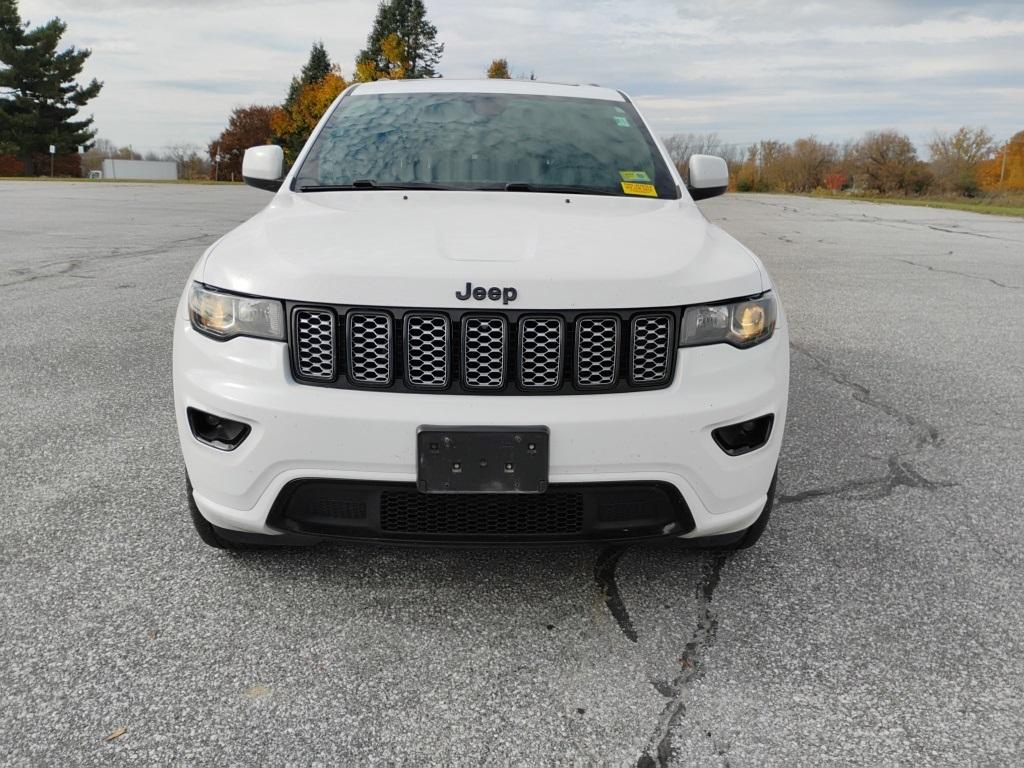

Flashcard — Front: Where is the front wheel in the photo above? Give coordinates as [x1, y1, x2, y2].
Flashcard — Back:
[186, 476, 321, 550]
[684, 469, 778, 550]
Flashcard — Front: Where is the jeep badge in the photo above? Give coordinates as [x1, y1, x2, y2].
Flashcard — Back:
[455, 282, 518, 305]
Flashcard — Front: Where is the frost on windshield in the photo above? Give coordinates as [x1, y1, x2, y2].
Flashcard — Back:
[298, 92, 672, 196]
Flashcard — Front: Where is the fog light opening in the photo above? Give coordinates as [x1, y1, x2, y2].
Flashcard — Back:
[712, 414, 774, 456]
[187, 407, 251, 451]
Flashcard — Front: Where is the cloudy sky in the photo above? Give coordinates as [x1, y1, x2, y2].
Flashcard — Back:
[17, 0, 1024, 155]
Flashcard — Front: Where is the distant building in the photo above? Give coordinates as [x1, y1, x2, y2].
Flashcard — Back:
[100, 159, 177, 181]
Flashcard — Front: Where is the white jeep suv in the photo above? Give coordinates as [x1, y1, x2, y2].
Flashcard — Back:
[173, 79, 788, 549]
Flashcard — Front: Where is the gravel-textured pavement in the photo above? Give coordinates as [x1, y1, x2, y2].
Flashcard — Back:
[0, 183, 1021, 766]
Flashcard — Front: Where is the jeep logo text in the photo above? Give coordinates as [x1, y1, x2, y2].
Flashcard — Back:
[455, 282, 518, 305]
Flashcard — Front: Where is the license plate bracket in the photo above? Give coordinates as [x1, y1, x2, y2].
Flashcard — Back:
[416, 426, 550, 494]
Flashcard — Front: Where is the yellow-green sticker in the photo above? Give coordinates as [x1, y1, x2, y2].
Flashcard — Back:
[619, 170, 651, 182]
[613, 115, 630, 127]
[621, 181, 657, 197]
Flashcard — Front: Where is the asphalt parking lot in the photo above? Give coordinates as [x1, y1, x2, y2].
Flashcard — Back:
[1, 181, 1022, 766]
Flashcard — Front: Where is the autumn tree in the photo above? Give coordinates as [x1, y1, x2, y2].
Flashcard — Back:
[786, 136, 839, 192]
[270, 71, 348, 162]
[356, 0, 443, 79]
[486, 58, 510, 79]
[272, 42, 348, 162]
[355, 33, 408, 82]
[852, 130, 931, 195]
[0, 0, 102, 173]
[928, 126, 993, 195]
[208, 105, 275, 179]
[978, 131, 1024, 191]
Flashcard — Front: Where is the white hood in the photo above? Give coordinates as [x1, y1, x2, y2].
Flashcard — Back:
[201, 191, 764, 309]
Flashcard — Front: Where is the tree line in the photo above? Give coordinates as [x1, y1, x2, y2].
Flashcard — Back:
[4, 0, 1022, 196]
[665, 127, 1024, 196]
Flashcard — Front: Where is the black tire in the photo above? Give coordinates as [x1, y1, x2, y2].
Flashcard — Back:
[186, 476, 322, 550]
[684, 468, 778, 550]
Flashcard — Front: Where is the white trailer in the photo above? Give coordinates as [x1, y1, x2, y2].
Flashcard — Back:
[100, 159, 177, 181]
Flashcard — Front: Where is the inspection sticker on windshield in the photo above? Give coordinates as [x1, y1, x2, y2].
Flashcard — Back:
[619, 170, 651, 182]
[613, 115, 630, 127]
[621, 182, 657, 197]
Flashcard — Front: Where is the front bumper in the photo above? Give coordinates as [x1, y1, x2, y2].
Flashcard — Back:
[173, 309, 788, 542]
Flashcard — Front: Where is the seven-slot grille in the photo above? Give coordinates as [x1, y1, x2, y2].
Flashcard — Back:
[291, 307, 675, 394]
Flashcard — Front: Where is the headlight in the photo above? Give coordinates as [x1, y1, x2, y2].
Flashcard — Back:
[680, 293, 777, 348]
[188, 283, 285, 341]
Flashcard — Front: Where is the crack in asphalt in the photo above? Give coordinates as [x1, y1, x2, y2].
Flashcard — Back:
[790, 341, 939, 452]
[612, 341, 953, 766]
[0, 233, 212, 288]
[780, 342, 952, 505]
[893, 256, 1022, 290]
[594, 545, 638, 643]
[778, 455, 955, 505]
[925, 224, 1020, 243]
[636, 552, 730, 768]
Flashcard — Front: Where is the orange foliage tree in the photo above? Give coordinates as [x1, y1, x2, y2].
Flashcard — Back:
[978, 131, 1024, 192]
[208, 105, 275, 180]
[270, 70, 348, 162]
[355, 34, 409, 82]
[486, 58, 510, 79]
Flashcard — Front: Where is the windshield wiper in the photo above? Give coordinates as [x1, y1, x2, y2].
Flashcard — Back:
[299, 180, 454, 192]
[502, 182, 618, 196]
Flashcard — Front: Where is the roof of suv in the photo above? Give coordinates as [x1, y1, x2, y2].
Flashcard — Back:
[350, 78, 626, 102]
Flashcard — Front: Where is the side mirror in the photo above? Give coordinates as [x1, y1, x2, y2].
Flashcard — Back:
[242, 145, 284, 192]
[687, 154, 728, 201]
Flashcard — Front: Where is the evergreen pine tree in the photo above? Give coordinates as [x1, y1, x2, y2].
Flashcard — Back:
[356, 0, 443, 79]
[284, 41, 332, 107]
[301, 41, 332, 84]
[0, 0, 102, 168]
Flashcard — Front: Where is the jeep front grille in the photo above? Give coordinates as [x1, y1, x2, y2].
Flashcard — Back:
[575, 316, 620, 388]
[294, 309, 336, 380]
[630, 314, 673, 385]
[347, 311, 392, 385]
[518, 317, 563, 389]
[289, 305, 677, 395]
[404, 313, 450, 388]
[462, 316, 507, 389]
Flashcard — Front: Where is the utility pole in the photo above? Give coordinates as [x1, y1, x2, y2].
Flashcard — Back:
[1000, 145, 1008, 187]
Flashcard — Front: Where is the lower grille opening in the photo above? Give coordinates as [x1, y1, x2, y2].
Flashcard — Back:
[267, 480, 695, 543]
[380, 490, 583, 535]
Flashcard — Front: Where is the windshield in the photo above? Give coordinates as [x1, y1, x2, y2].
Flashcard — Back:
[294, 91, 678, 199]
